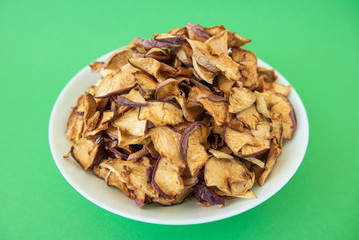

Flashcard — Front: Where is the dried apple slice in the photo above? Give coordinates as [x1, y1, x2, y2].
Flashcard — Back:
[65, 108, 84, 142]
[251, 121, 271, 139]
[175, 95, 203, 122]
[240, 157, 265, 169]
[145, 141, 160, 159]
[268, 93, 296, 139]
[216, 73, 235, 97]
[135, 34, 185, 49]
[99, 157, 159, 203]
[121, 88, 147, 104]
[204, 25, 226, 36]
[152, 156, 184, 199]
[83, 92, 97, 120]
[255, 91, 271, 118]
[153, 33, 186, 46]
[83, 111, 100, 135]
[207, 53, 239, 81]
[148, 126, 186, 170]
[129, 57, 177, 82]
[228, 116, 244, 132]
[271, 82, 291, 96]
[229, 32, 251, 48]
[192, 50, 219, 73]
[103, 49, 134, 70]
[105, 125, 118, 139]
[95, 70, 136, 97]
[134, 71, 158, 91]
[155, 78, 181, 100]
[105, 145, 129, 159]
[84, 110, 115, 137]
[258, 138, 283, 186]
[224, 127, 256, 153]
[241, 139, 270, 157]
[71, 137, 103, 171]
[239, 122, 271, 157]
[112, 108, 147, 137]
[208, 148, 233, 159]
[138, 101, 184, 126]
[175, 47, 191, 66]
[117, 130, 147, 148]
[89, 61, 104, 73]
[229, 87, 256, 113]
[116, 96, 148, 107]
[127, 146, 150, 161]
[194, 185, 225, 207]
[153, 187, 193, 206]
[257, 67, 277, 83]
[192, 55, 217, 83]
[270, 113, 284, 146]
[196, 94, 230, 126]
[236, 105, 262, 129]
[214, 188, 256, 199]
[114, 88, 147, 114]
[186, 23, 210, 42]
[205, 30, 228, 55]
[261, 82, 291, 96]
[232, 48, 259, 89]
[180, 122, 210, 176]
[204, 157, 255, 196]
[188, 39, 239, 81]
[93, 164, 131, 198]
[134, 37, 176, 49]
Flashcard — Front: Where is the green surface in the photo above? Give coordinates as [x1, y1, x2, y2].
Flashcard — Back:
[1, 0, 358, 239]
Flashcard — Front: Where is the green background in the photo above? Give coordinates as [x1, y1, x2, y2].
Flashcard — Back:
[1, 0, 358, 239]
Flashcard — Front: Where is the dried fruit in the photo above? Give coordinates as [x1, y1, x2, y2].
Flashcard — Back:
[205, 157, 255, 197]
[180, 122, 210, 176]
[64, 23, 296, 207]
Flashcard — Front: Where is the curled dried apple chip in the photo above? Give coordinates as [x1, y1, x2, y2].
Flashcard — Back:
[229, 87, 256, 113]
[98, 157, 159, 202]
[204, 157, 255, 196]
[112, 108, 147, 137]
[208, 148, 233, 159]
[224, 127, 256, 153]
[138, 101, 184, 126]
[148, 126, 185, 170]
[186, 23, 210, 42]
[65, 108, 84, 142]
[104, 49, 134, 71]
[236, 105, 263, 129]
[70, 137, 103, 171]
[180, 122, 210, 176]
[64, 23, 297, 208]
[267, 93, 296, 139]
[129, 57, 177, 82]
[205, 30, 229, 55]
[152, 156, 184, 199]
[154, 78, 181, 100]
[89, 61, 104, 73]
[196, 93, 230, 126]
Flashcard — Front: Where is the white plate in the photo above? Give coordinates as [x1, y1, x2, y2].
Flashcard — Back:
[49, 50, 309, 225]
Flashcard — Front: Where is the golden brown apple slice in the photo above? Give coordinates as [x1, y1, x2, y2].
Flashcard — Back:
[70, 137, 103, 171]
[152, 156, 184, 199]
[180, 122, 210, 176]
[138, 101, 184, 127]
[229, 87, 256, 113]
[204, 157, 255, 196]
